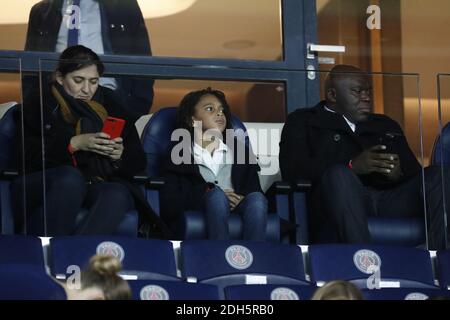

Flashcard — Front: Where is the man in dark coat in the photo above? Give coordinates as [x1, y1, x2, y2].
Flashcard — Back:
[24, 0, 153, 122]
[279, 64, 447, 249]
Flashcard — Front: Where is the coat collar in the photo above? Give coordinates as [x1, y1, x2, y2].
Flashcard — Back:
[308, 101, 388, 135]
[308, 101, 355, 134]
[165, 137, 256, 176]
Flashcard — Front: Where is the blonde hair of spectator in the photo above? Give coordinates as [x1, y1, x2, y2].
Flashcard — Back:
[64, 254, 131, 300]
[311, 280, 363, 300]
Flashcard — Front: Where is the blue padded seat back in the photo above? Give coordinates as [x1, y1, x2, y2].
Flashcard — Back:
[436, 250, 450, 289]
[368, 217, 425, 247]
[309, 244, 435, 288]
[128, 280, 220, 300]
[224, 284, 317, 300]
[0, 235, 44, 271]
[49, 236, 177, 280]
[0, 104, 20, 170]
[0, 264, 66, 300]
[141, 107, 250, 177]
[362, 288, 450, 300]
[180, 240, 306, 283]
[431, 121, 450, 165]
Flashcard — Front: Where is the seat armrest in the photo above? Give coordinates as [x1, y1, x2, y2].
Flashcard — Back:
[266, 179, 312, 195]
[133, 176, 165, 216]
[132, 175, 165, 189]
[290, 179, 311, 245]
[294, 179, 312, 191]
[0, 170, 16, 234]
[264, 180, 293, 242]
[266, 180, 291, 195]
[0, 170, 19, 181]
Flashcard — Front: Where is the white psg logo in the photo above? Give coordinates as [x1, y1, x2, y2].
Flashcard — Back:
[353, 249, 381, 274]
[404, 292, 429, 300]
[96, 241, 125, 262]
[270, 287, 300, 300]
[225, 245, 253, 270]
[140, 285, 170, 300]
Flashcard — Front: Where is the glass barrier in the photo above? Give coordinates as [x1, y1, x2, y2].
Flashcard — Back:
[152, 79, 285, 123]
[311, 69, 424, 168]
[35, 58, 286, 236]
[315, 0, 395, 70]
[434, 74, 450, 249]
[0, 0, 283, 61]
[288, 70, 430, 248]
[0, 58, 26, 235]
[29, 60, 437, 248]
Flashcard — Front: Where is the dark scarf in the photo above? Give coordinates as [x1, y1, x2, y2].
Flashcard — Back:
[52, 83, 114, 181]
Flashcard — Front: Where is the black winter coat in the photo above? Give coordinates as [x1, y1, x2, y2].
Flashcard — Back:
[23, 85, 146, 180]
[279, 101, 421, 189]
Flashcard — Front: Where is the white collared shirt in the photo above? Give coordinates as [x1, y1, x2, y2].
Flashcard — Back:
[56, 0, 117, 90]
[193, 140, 231, 176]
[324, 106, 356, 132]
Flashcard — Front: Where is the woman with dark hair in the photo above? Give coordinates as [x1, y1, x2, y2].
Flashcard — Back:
[16, 45, 169, 237]
[161, 88, 268, 241]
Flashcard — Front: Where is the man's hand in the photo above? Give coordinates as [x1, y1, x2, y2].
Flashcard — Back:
[224, 189, 244, 210]
[352, 145, 401, 180]
[382, 156, 402, 181]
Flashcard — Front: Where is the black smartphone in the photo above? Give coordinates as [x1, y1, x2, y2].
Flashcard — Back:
[377, 132, 402, 154]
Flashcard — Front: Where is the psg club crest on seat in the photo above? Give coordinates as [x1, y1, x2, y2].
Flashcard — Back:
[225, 245, 253, 270]
[353, 249, 381, 274]
[270, 287, 300, 300]
[404, 292, 428, 300]
[96, 241, 125, 262]
[140, 285, 170, 300]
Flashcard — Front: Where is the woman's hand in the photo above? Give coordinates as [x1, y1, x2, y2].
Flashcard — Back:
[108, 137, 124, 161]
[70, 132, 116, 157]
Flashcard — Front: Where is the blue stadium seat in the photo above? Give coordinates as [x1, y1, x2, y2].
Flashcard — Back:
[430, 124, 450, 249]
[291, 184, 425, 246]
[180, 240, 309, 291]
[431, 121, 450, 165]
[308, 244, 436, 288]
[0, 264, 66, 300]
[436, 250, 450, 290]
[128, 280, 220, 300]
[49, 236, 178, 280]
[0, 104, 138, 236]
[362, 288, 450, 300]
[224, 284, 317, 300]
[141, 107, 283, 241]
[0, 235, 45, 271]
[0, 103, 20, 234]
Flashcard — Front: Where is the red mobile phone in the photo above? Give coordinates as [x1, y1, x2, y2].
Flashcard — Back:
[102, 116, 126, 139]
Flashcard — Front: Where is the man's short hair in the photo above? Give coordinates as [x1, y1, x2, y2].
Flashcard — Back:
[325, 64, 365, 93]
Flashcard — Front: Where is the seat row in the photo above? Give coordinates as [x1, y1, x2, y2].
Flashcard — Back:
[1, 235, 450, 299]
[4, 103, 450, 245]
[0, 104, 287, 241]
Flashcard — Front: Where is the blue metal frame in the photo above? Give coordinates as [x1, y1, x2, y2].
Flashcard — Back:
[0, 0, 319, 115]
